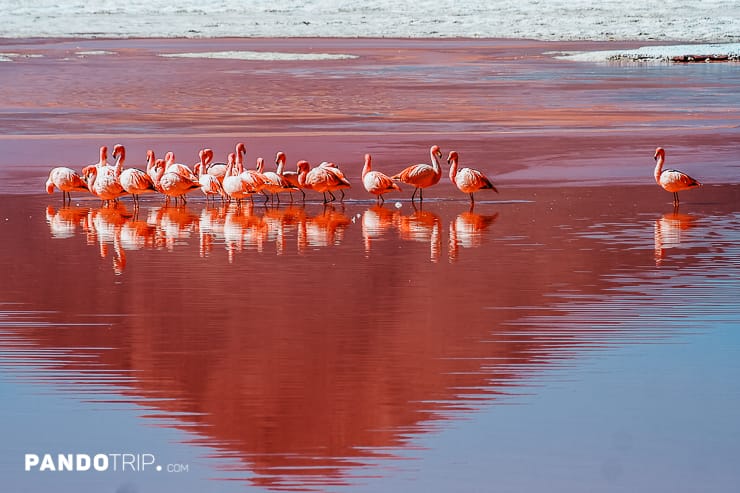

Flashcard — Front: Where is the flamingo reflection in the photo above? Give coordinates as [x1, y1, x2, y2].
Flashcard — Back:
[45, 205, 89, 239]
[298, 205, 351, 253]
[147, 205, 199, 252]
[362, 205, 400, 255]
[654, 211, 696, 266]
[84, 204, 132, 274]
[395, 204, 442, 263]
[449, 209, 499, 262]
[223, 202, 268, 263]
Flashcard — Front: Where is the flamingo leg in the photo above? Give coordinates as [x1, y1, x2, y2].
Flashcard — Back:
[339, 190, 345, 202]
[379, 194, 385, 205]
[419, 188, 424, 201]
[470, 193, 475, 204]
[411, 188, 418, 201]
[329, 191, 337, 202]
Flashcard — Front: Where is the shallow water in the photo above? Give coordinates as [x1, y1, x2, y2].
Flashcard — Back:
[1, 184, 739, 492]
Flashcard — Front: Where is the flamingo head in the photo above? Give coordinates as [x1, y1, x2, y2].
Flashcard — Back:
[654, 147, 665, 161]
[146, 149, 155, 163]
[228, 152, 236, 165]
[447, 150, 459, 164]
[236, 142, 246, 156]
[203, 149, 214, 166]
[296, 160, 310, 173]
[431, 145, 442, 159]
[99, 146, 108, 162]
[364, 153, 371, 164]
[164, 151, 175, 165]
[112, 144, 124, 158]
[276, 151, 286, 165]
[256, 157, 265, 173]
[45, 179, 55, 194]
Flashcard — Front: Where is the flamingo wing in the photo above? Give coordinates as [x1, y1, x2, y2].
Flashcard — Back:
[660, 169, 701, 191]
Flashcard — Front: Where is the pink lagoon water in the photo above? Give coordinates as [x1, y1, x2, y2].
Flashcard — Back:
[0, 38, 739, 492]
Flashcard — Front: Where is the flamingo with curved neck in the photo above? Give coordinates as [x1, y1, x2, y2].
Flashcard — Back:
[392, 145, 443, 201]
[114, 144, 156, 208]
[653, 147, 701, 206]
[447, 150, 498, 204]
[362, 153, 401, 204]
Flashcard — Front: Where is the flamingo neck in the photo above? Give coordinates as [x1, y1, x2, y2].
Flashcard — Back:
[257, 159, 264, 173]
[114, 148, 125, 173]
[146, 152, 156, 172]
[99, 147, 108, 167]
[362, 155, 371, 178]
[276, 158, 285, 175]
[448, 157, 458, 182]
[654, 153, 665, 184]
[430, 148, 441, 175]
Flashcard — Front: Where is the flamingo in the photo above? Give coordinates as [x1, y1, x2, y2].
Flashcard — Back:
[45, 167, 88, 203]
[206, 149, 228, 182]
[297, 160, 351, 203]
[153, 159, 202, 205]
[362, 153, 401, 204]
[234, 143, 268, 197]
[275, 151, 306, 201]
[319, 161, 351, 201]
[145, 150, 159, 185]
[654, 147, 701, 206]
[83, 165, 127, 206]
[447, 151, 498, 204]
[392, 145, 443, 201]
[259, 156, 299, 203]
[222, 153, 255, 205]
[113, 144, 157, 207]
[164, 151, 199, 183]
[195, 149, 225, 203]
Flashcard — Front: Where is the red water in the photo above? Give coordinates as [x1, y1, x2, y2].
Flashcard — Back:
[1, 38, 739, 492]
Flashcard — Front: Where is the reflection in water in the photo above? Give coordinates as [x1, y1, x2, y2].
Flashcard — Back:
[449, 209, 499, 262]
[654, 211, 696, 266]
[5, 189, 739, 491]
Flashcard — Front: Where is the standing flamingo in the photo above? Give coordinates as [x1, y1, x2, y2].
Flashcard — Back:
[84, 165, 127, 206]
[362, 153, 401, 204]
[45, 167, 88, 203]
[82, 145, 117, 178]
[275, 151, 306, 201]
[222, 153, 255, 206]
[258, 156, 299, 203]
[153, 159, 202, 205]
[164, 151, 199, 183]
[195, 149, 225, 203]
[654, 147, 701, 206]
[319, 162, 351, 201]
[234, 143, 268, 198]
[447, 151, 498, 204]
[114, 144, 157, 207]
[297, 160, 351, 203]
[393, 145, 443, 201]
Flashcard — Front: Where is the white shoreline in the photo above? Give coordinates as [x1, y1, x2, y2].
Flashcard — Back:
[556, 42, 740, 62]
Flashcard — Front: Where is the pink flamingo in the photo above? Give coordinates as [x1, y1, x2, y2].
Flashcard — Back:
[447, 150, 498, 204]
[46, 167, 88, 203]
[113, 144, 157, 207]
[319, 161, 351, 201]
[393, 145, 443, 201]
[654, 147, 701, 206]
[145, 150, 159, 185]
[84, 165, 127, 206]
[258, 156, 299, 203]
[222, 153, 255, 205]
[297, 160, 351, 203]
[153, 159, 202, 205]
[275, 151, 306, 201]
[164, 151, 199, 183]
[195, 149, 225, 203]
[362, 153, 401, 204]
[234, 143, 268, 197]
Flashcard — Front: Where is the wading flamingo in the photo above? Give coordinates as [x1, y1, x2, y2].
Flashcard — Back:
[447, 151, 498, 204]
[654, 147, 701, 206]
[164, 151, 199, 183]
[114, 144, 157, 207]
[319, 161, 351, 201]
[275, 151, 306, 201]
[195, 149, 225, 203]
[393, 145, 443, 201]
[153, 159, 202, 205]
[234, 143, 268, 197]
[222, 153, 255, 205]
[258, 156, 299, 203]
[362, 154, 401, 204]
[84, 165, 126, 206]
[297, 160, 351, 203]
[45, 167, 88, 203]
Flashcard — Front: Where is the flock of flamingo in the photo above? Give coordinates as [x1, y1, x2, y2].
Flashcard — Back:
[45, 143, 500, 207]
[45, 143, 701, 208]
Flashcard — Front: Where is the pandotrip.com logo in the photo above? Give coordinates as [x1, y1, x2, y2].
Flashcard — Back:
[24, 453, 189, 473]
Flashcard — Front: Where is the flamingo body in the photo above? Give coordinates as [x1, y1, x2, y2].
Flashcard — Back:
[362, 154, 401, 203]
[447, 151, 498, 203]
[393, 145, 443, 201]
[46, 167, 88, 201]
[653, 147, 701, 205]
